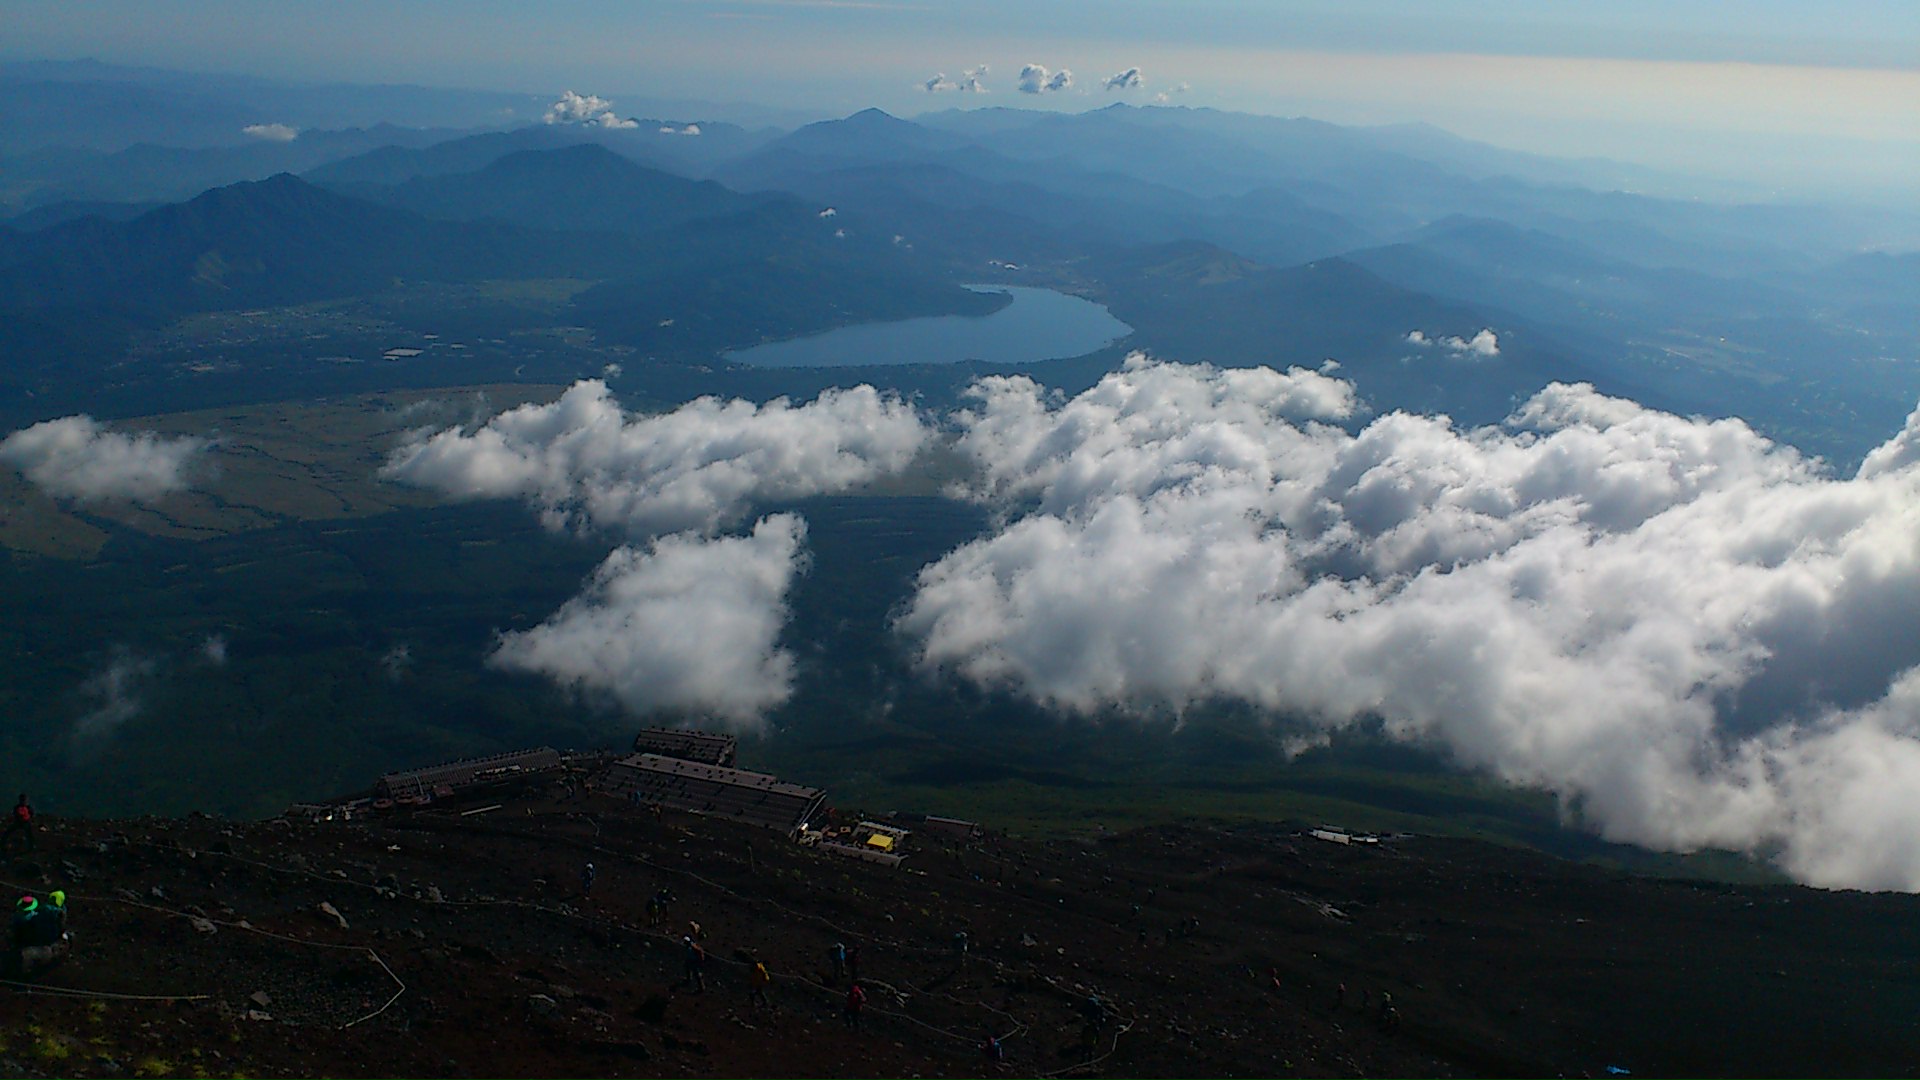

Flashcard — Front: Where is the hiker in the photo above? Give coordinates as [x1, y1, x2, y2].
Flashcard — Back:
[1378, 991, 1399, 1031]
[647, 887, 673, 927]
[4, 795, 32, 853]
[10, 892, 65, 976]
[8, 894, 37, 972]
[843, 982, 866, 1029]
[829, 941, 847, 982]
[748, 957, 773, 1010]
[579, 862, 596, 899]
[680, 936, 706, 992]
[983, 1032, 1004, 1063]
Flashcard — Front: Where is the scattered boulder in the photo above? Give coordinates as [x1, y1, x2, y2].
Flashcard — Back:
[190, 917, 218, 934]
[317, 901, 349, 929]
[250, 991, 272, 1008]
[528, 993, 559, 1016]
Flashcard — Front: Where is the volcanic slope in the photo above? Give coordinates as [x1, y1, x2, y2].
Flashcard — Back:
[2, 782, 1916, 1078]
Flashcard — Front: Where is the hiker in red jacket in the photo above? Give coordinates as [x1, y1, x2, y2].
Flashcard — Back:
[3, 795, 32, 854]
[844, 982, 867, 1029]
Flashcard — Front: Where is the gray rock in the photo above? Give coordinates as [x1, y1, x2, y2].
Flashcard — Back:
[317, 901, 349, 929]
[190, 917, 218, 935]
[528, 993, 559, 1016]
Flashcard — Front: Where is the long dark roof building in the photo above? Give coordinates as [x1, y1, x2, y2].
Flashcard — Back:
[632, 727, 738, 767]
[599, 753, 825, 834]
[377, 747, 563, 800]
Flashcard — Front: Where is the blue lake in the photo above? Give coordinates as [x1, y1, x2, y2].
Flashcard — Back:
[724, 285, 1132, 368]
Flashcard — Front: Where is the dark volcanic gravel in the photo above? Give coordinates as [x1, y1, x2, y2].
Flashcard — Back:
[2, 788, 1916, 1078]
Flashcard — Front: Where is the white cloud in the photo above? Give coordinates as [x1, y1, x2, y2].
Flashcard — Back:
[1857, 401, 1920, 480]
[1447, 328, 1500, 357]
[241, 123, 298, 142]
[1407, 328, 1500, 358]
[818, 207, 837, 218]
[658, 123, 701, 136]
[898, 354, 1920, 891]
[1019, 64, 1073, 94]
[385, 380, 928, 724]
[545, 90, 637, 129]
[1152, 81, 1191, 104]
[1104, 67, 1144, 91]
[491, 515, 807, 728]
[0, 416, 208, 503]
[925, 64, 989, 93]
[74, 651, 157, 740]
[381, 379, 929, 537]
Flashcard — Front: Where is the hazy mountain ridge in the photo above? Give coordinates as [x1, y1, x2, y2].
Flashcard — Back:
[0, 172, 640, 317]
[351, 143, 776, 237]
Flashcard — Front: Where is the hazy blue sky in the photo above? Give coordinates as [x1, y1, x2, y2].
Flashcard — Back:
[6, 0, 1916, 193]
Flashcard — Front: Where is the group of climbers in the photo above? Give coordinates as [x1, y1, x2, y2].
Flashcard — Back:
[4, 796, 68, 978]
[9, 889, 69, 976]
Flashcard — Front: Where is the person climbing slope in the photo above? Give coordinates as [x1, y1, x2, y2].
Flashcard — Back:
[4, 795, 33, 854]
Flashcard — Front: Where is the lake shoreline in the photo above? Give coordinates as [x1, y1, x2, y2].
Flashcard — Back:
[724, 284, 1133, 369]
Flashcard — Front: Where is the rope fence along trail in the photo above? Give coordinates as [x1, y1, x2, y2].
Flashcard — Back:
[0, 872, 404, 1029]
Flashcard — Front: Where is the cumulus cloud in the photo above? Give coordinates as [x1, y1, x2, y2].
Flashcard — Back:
[491, 515, 807, 728]
[545, 90, 638, 129]
[1857, 401, 1920, 480]
[74, 651, 158, 740]
[818, 207, 837, 218]
[382, 379, 929, 536]
[1104, 67, 1143, 90]
[1407, 328, 1500, 358]
[1019, 64, 1073, 94]
[925, 64, 989, 93]
[241, 122, 298, 141]
[657, 122, 702, 136]
[898, 354, 1920, 890]
[0, 416, 209, 503]
[386, 380, 928, 722]
[1152, 81, 1191, 104]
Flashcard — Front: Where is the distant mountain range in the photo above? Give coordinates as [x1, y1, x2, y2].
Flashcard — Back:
[0, 89, 1913, 463]
[336, 143, 777, 237]
[0, 172, 636, 317]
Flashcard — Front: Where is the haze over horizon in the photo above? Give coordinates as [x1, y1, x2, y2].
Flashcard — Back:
[4, 0, 1918, 201]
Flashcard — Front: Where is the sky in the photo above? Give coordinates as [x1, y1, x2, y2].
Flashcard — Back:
[4, 0, 1917, 192]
